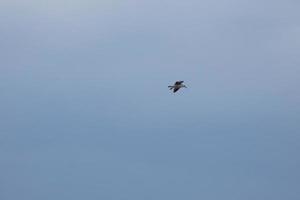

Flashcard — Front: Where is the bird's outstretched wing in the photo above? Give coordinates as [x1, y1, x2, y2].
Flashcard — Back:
[168, 86, 174, 90]
[175, 81, 184, 85]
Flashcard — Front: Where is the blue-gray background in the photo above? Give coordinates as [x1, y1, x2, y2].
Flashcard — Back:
[1, 0, 300, 199]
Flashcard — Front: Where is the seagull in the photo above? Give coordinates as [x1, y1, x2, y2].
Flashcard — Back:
[168, 81, 187, 93]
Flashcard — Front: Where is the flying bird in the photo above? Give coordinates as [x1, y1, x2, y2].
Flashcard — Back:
[168, 81, 187, 93]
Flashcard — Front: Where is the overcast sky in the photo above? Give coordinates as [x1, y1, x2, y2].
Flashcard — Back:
[1, 0, 300, 200]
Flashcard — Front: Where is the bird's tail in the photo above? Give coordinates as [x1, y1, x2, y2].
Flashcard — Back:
[168, 86, 174, 90]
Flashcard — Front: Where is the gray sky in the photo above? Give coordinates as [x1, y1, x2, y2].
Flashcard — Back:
[1, 0, 300, 200]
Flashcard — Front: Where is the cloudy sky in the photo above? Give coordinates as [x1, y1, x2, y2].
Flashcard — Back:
[1, 0, 300, 199]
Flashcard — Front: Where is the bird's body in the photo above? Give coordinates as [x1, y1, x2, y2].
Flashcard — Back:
[168, 81, 187, 93]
